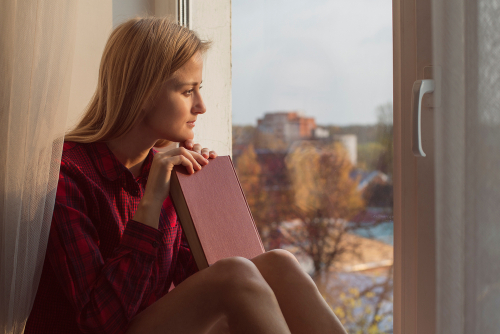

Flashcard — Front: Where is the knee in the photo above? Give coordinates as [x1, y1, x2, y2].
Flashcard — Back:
[266, 249, 299, 263]
[255, 250, 315, 286]
[209, 257, 272, 297]
[260, 249, 301, 271]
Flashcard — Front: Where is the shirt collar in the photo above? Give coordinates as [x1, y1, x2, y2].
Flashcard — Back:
[88, 142, 156, 182]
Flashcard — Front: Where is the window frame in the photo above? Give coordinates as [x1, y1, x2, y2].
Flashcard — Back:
[393, 0, 437, 332]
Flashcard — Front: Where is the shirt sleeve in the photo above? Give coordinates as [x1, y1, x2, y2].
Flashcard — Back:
[47, 168, 163, 334]
[172, 225, 199, 287]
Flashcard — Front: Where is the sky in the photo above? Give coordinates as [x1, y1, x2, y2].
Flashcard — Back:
[231, 0, 393, 126]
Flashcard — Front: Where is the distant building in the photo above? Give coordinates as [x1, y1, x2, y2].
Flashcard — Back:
[312, 127, 330, 139]
[255, 111, 358, 165]
[333, 134, 357, 165]
[257, 111, 317, 143]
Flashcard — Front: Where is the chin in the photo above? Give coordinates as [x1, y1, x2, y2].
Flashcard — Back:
[168, 134, 194, 143]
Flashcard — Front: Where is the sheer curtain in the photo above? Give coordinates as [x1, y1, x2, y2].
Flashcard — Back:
[433, 0, 500, 333]
[0, 2, 78, 333]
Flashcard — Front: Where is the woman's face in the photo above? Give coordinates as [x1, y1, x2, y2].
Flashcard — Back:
[140, 52, 206, 143]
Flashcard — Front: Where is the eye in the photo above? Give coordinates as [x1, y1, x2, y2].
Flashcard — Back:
[184, 89, 194, 96]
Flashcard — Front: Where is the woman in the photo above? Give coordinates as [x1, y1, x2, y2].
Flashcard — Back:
[26, 17, 347, 334]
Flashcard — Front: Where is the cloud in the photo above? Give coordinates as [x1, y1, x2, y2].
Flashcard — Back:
[232, 0, 393, 125]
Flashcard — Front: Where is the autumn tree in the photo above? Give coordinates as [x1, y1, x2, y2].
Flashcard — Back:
[363, 181, 393, 208]
[232, 125, 256, 151]
[235, 144, 269, 233]
[284, 141, 365, 276]
[357, 142, 385, 171]
[253, 131, 288, 152]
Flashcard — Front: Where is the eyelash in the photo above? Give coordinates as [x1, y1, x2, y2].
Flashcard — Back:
[184, 86, 202, 96]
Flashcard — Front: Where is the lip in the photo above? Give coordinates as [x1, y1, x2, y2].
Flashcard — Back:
[187, 120, 196, 127]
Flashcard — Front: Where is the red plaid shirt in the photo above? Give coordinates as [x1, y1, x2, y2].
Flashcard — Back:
[26, 141, 198, 334]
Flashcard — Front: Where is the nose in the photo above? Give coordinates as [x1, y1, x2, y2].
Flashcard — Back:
[193, 92, 206, 114]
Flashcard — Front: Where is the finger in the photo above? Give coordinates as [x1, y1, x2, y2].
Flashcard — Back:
[160, 147, 206, 169]
[192, 143, 203, 154]
[178, 147, 204, 171]
[209, 150, 218, 159]
[181, 139, 194, 150]
[166, 154, 195, 174]
[201, 148, 210, 159]
[180, 147, 209, 166]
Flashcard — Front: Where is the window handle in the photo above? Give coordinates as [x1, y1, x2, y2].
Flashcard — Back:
[412, 79, 435, 157]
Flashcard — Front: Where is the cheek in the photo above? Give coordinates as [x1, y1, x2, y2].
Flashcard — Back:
[169, 101, 191, 120]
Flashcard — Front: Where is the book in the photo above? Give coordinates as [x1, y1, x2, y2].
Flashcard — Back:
[169, 155, 265, 270]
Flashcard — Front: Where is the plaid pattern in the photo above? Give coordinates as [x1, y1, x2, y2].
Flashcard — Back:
[26, 142, 198, 334]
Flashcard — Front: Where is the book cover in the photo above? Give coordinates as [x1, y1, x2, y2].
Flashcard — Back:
[170, 155, 265, 270]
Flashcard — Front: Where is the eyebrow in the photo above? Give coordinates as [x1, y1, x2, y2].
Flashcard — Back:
[174, 80, 202, 88]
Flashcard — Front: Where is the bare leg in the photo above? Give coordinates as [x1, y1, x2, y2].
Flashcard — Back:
[205, 314, 230, 334]
[126, 257, 291, 334]
[251, 249, 347, 334]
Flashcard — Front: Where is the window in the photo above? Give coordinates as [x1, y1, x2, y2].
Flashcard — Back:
[232, 1, 394, 332]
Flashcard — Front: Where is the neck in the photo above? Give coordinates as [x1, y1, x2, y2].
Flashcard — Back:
[106, 128, 158, 178]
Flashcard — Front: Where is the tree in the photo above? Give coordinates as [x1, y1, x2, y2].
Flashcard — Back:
[232, 125, 256, 149]
[284, 141, 365, 276]
[235, 144, 268, 233]
[357, 142, 386, 171]
[253, 131, 288, 152]
[363, 181, 393, 208]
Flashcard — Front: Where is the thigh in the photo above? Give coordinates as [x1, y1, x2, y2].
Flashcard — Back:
[126, 256, 265, 334]
[126, 265, 223, 334]
[205, 315, 230, 334]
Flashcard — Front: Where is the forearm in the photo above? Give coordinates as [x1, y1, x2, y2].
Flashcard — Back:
[132, 197, 164, 229]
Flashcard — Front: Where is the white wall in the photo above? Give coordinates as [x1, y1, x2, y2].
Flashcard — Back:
[67, 0, 112, 130]
[113, 0, 155, 27]
[190, 1, 232, 156]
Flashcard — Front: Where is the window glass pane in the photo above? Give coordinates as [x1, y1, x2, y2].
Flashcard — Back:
[232, 1, 393, 332]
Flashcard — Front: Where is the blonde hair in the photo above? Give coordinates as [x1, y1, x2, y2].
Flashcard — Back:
[65, 17, 210, 147]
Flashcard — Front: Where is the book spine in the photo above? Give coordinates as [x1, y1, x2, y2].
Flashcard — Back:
[171, 170, 209, 269]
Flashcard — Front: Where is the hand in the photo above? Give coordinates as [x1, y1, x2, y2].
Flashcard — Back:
[133, 147, 208, 229]
[180, 139, 218, 160]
